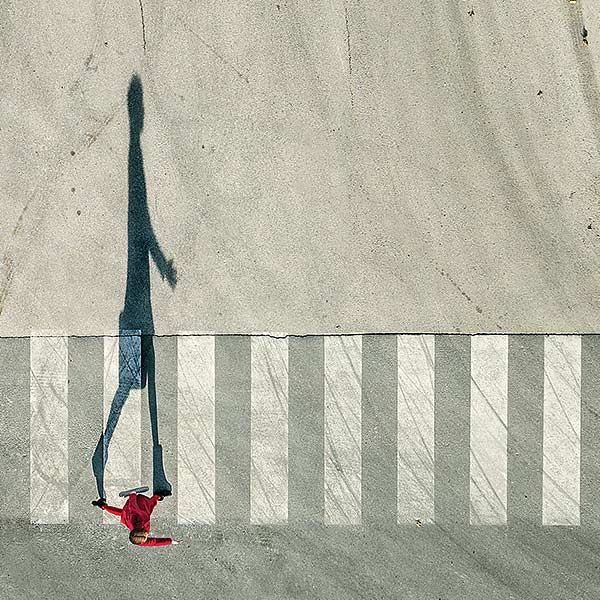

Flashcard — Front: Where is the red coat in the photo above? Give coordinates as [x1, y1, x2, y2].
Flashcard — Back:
[102, 493, 173, 546]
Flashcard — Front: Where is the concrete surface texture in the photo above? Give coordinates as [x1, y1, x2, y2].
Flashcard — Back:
[2, 1, 600, 335]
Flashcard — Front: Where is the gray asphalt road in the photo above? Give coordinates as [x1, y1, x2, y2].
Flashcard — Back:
[2, 334, 600, 599]
[2, 523, 599, 600]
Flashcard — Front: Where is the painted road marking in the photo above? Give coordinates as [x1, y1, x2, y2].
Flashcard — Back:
[30, 335, 68, 524]
[251, 336, 288, 523]
[470, 335, 508, 525]
[19, 333, 593, 527]
[543, 335, 581, 526]
[103, 332, 141, 523]
[177, 335, 216, 524]
[397, 335, 435, 524]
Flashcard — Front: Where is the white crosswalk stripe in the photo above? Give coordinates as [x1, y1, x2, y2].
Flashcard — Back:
[103, 332, 141, 524]
[470, 335, 508, 525]
[250, 336, 288, 523]
[543, 335, 581, 526]
[397, 334, 435, 524]
[30, 334, 69, 524]
[20, 333, 589, 526]
[177, 335, 215, 524]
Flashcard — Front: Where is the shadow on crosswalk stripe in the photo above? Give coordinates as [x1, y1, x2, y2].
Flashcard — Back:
[1, 334, 593, 526]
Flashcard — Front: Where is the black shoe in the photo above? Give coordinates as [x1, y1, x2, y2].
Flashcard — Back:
[91, 498, 106, 507]
[154, 490, 172, 500]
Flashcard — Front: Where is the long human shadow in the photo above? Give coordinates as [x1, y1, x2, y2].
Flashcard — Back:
[92, 74, 177, 500]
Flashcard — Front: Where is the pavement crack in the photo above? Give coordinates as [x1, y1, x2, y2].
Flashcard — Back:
[138, 0, 147, 52]
[344, 3, 354, 109]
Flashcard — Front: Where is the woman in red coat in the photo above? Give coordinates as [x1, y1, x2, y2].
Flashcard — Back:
[92, 493, 182, 547]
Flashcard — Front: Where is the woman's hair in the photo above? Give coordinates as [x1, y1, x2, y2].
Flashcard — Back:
[129, 528, 149, 545]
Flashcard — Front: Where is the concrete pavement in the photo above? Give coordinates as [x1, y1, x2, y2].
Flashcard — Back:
[2, 1, 600, 335]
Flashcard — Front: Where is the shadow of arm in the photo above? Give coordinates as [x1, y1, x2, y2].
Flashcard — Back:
[148, 234, 177, 289]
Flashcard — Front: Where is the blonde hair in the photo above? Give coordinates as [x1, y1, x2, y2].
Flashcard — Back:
[129, 528, 149, 545]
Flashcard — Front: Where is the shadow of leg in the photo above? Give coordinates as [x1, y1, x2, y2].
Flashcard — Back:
[142, 334, 172, 496]
[91, 379, 135, 499]
[92, 434, 106, 500]
[91, 333, 140, 499]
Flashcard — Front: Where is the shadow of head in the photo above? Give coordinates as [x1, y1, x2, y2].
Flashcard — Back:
[128, 74, 144, 135]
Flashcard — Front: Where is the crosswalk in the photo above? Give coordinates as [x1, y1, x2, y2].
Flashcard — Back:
[2, 333, 599, 527]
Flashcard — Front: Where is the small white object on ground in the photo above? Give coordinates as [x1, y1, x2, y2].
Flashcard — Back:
[118, 486, 149, 497]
